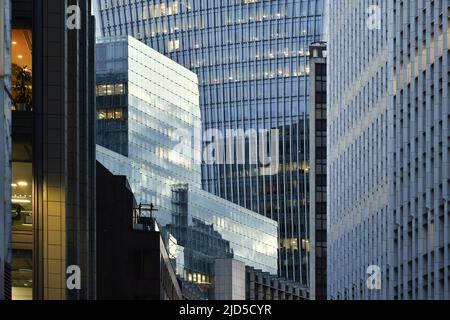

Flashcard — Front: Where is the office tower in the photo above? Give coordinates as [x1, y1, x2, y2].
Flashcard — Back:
[10, 0, 96, 300]
[328, 0, 450, 299]
[95, 36, 279, 295]
[0, 0, 12, 301]
[96, 35, 202, 227]
[96, 162, 182, 300]
[93, 0, 324, 285]
[167, 184, 278, 286]
[245, 266, 308, 300]
[308, 42, 327, 300]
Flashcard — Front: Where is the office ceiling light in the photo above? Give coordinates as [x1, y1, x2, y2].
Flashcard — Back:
[17, 181, 28, 187]
[12, 198, 31, 204]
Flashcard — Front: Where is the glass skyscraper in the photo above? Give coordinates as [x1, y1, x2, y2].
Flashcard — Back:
[94, 0, 324, 285]
[96, 35, 202, 227]
[95, 36, 278, 282]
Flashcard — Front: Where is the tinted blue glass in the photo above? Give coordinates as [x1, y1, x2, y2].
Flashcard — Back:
[95, 37, 279, 286]
[94, 0, 324, 285]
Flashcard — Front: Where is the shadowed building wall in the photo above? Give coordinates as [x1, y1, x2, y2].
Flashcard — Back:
[96, 162, 182, 300]
[309, 42, 327, 301]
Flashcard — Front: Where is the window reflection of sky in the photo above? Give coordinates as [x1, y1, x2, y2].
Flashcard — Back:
[96, 36, 278, 275]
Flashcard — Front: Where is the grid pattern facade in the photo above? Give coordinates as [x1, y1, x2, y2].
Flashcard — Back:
[328, 0, 450, 300]
[12, 0, 98, 300]
[95, 36, 278, 276]
[96, 36, 202, 227]
[0, 0, 12, 300]
[96, 146, 279, 276]
[245, 266, 308, 300]
[93, 0, 324, 285]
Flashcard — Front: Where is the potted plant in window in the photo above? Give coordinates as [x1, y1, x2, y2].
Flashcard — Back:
[12, 63, 33, 111]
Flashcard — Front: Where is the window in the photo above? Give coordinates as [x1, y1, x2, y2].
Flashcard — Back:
[168, 39, 180, 52]
[97, 108, 124, 120]
[106, 84, 114, 96]
[96, 83, 126, 96]
[11, 162, 33, 228]
[171, 1, 179, 15]
[107, 109, 115, 119]
[98, 110, 106, 120]
[11, 29, 33, 111]
[97, 85, 107, 96]
[115, 84, 125, 95]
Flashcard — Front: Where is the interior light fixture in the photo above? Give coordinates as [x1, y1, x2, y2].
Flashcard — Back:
[12, 198, 31, 204]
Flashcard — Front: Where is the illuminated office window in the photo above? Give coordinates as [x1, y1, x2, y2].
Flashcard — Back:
[97, 84, 107, 96]
[11, 136, 33, 300]
[107, 109, 115, 119]
[171, 2, 179, 15]
[98, 110, 107, 120]
[168, 39, 180, 52]
[106, 84, 114, 95]
[114, 83, 125, 94]
[11, 250, 33, 300]
[114, 109, 123, 120]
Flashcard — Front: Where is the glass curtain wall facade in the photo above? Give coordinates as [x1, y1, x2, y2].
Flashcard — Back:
[95, 36, 278, 289]
[168, 184, 278, 276]
[0, 0, 12, 301]
[93, 0, 324, 285]
[96, 35, 202, 227]
[328, 0, 450, 300]
[11, 1, 33, 299]
[97, 145, 278, 291]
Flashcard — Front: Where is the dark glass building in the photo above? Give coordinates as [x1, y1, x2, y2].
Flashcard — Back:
[308, 41, 326, 300]
[93, 0, 324, 285]
[8, 0, 96, 300]
[168, 184, 240, 299]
